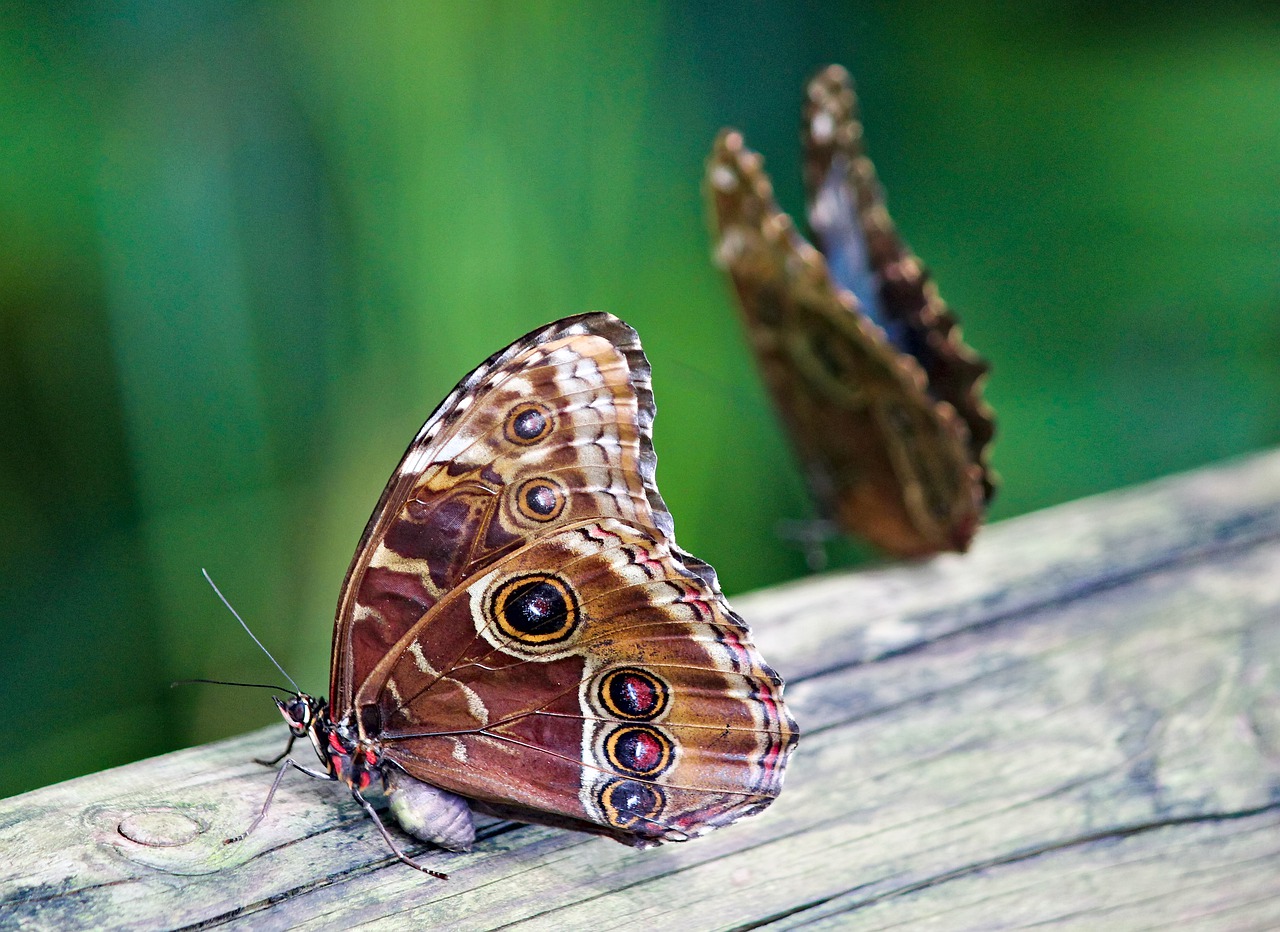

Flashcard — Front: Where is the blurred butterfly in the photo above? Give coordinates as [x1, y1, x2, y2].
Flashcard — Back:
[227, 312, 798, 875]
[707, 64, 996, 559]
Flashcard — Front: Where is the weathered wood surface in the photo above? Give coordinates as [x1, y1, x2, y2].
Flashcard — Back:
[4, 449, 1280, 931]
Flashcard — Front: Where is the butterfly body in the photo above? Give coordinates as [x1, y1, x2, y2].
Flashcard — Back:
[272, 693, 477, 851]
[243, 313, 797, 867]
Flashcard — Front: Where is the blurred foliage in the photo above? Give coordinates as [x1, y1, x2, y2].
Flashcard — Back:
[1, 1, 1277, 797]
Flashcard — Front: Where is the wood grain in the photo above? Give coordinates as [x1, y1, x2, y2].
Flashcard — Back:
[3, 449, 1279, 930]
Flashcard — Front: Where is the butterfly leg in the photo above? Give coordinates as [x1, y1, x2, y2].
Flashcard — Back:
[253, 732, 296, 767]
[352, 788, 449, 880]
[224, 758, 330, 845]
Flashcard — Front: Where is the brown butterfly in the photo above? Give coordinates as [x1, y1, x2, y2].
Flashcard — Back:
[707, 65, 996, 558]
[228, 312, 798, 875]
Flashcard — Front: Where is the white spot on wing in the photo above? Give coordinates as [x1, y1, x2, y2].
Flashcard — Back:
[714, 228, 748, 268]
[710, 164, 737, 192]
[432, 425, 485, 465]
[810, 110, 835, 144]
[397, 445, 433, 478]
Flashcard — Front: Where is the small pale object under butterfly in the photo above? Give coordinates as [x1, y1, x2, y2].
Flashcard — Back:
[228, 312, 798, 875]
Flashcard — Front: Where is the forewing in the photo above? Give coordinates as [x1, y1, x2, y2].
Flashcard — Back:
[356, 518, 798, 847]
[330, 313, 681, 712]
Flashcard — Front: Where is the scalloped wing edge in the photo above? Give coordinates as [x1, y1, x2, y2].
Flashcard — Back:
[803, 64, 997, 504]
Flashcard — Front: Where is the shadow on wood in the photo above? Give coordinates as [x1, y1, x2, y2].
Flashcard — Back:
[3, 450, 1279, 929]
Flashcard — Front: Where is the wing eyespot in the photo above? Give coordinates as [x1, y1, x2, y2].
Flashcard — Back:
[603, 724, 674, 778]
[514, 477, 567, 522]
[597, 778, 666, 831]
[598, 667, 669, 721]
[487, 572, 580, 645]
[504, 402, 555, 445]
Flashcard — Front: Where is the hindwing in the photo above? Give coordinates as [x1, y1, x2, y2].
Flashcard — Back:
[355, 517, 796, 846]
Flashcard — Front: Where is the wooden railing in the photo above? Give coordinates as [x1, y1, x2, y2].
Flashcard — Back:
[4, 449, 1280, 930]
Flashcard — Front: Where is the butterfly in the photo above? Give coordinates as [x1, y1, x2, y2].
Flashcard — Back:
[707, 64, 996, 558]
[228, 312, 798, 875]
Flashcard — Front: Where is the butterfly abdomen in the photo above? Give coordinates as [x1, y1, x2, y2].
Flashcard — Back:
[385, 768, 476, 852]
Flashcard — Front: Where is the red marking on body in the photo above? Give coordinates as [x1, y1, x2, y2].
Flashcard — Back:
[951, 512, 979, 551]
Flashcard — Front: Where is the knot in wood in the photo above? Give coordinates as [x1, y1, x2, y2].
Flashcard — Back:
[117, 809, 205, 847]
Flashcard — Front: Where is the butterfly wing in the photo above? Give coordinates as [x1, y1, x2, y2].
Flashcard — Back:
[707, 67, 995, 556]
[803, 65, 996, 506]
[354, 516, 797, 847]
[331, 313, 681, 712]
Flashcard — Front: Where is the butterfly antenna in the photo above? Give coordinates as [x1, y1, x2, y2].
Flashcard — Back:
[171, 677, 295, 692]
[201, 568, 302, 695]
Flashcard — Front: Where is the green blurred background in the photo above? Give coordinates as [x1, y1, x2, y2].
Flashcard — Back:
[2, 2, 1277, 798]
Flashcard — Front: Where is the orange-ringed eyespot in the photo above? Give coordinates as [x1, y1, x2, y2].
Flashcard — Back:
[599, 667, 668, 721]
[488, 572, 579, 645]
[598, 778, 665, 830]
[593, 773, 665, 834]
[504, 402, 554, 445]
[604, 725, 673, 777]
[515, 477, 566, 522]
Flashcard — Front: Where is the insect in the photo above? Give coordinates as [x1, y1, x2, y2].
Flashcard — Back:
[707, 64, 996, 558]
[226, 312, 798, 875]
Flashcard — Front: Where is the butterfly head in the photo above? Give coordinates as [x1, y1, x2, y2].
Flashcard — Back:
[273, 692, 340, 772]
[273, 693, 326, 737]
